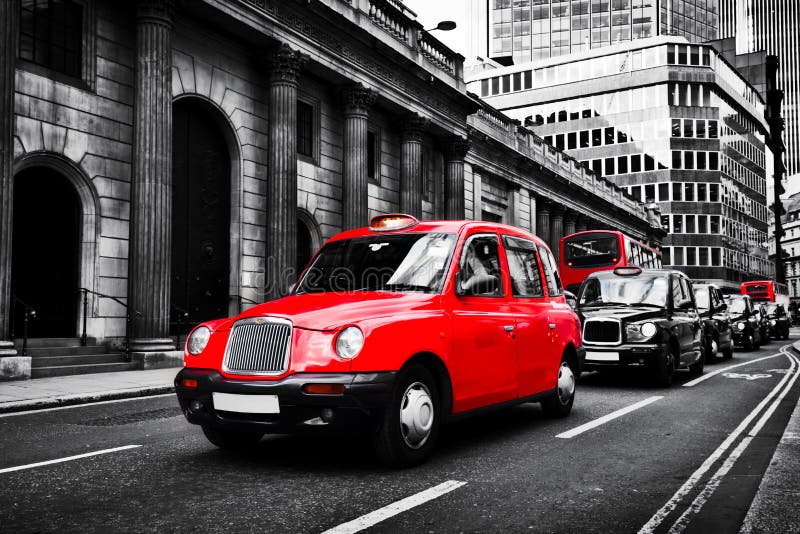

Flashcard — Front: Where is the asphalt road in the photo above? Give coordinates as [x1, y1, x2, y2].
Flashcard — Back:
[2, 337, 799, 534]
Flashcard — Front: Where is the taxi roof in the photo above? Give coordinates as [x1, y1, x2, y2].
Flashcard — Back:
[328, 219, 548, 246]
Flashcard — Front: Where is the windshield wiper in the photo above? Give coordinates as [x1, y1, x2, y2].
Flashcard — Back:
[382, 283, 435, 293]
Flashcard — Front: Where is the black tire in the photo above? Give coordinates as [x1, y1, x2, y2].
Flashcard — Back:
[753, 333, 761, 350]
[201, 426, 264, 450]
[541, 356, 577, 418]
[721, 345, 733, 360]
[743, 333, 753, 351]
[688, 350, 704, 377]
[652, 346, 676, 387]
[374, 364, 440, 468]
[705, 338, 718, 363]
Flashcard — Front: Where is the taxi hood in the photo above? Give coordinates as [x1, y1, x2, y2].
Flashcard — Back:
[579, 305, 665, 323]
[232, 291, 439, 331]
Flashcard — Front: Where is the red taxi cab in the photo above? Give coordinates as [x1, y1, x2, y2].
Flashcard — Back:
[175, 214, 584, 466]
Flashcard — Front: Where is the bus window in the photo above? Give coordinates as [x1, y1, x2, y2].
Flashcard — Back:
[563, 234, 621, 268]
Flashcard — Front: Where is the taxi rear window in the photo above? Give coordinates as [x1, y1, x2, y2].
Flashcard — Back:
[295, 233, 456, 294]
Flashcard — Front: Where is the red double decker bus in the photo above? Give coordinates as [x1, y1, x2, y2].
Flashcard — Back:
[741, 280, 789, 306]
[559, 230, 662, 294]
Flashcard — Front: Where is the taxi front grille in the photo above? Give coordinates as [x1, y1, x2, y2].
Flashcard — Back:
[583, 318, 621, 344]
[222, 318, 292, 375]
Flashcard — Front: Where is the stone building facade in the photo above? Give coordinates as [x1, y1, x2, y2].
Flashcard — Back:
[0, 0, 658, 379]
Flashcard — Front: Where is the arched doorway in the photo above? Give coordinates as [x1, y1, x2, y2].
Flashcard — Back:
[11, 167, 81, 337]
[171, 99, 231, 335]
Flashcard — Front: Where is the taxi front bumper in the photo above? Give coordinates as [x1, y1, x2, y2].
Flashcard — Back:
[174, 368, 396, 433]
[582, 343, 667, 370]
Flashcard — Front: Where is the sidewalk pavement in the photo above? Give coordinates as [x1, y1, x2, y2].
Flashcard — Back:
[0, 367, 178, 414]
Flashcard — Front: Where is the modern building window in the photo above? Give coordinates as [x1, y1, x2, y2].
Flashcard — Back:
[580, 130, 590, 148]
[699, 247, 709, 266]
[604, 157, 615, 175]
[19, 0, 84, 79]
[297, 100, 315, 158]
[711, 247, 720, 266]
[686, 215, 696, 233]
[617, 155, 628, 174]
[686, 247, 696, 266]
[673, 214, 683, 233]
[658, 183, 669, 201]
[568, 131, 577, 149]
[631, 154, 642, 173]
[672, 182, 682, 201]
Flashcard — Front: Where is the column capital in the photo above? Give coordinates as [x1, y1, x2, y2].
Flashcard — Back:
[137, 0, 174, 25]
[271, 43, 308, 85]
[402, 115, 429, 143]
[445, 137, 471, 161]
[537, 197, 553, 213]
[343, 83, 376, 116]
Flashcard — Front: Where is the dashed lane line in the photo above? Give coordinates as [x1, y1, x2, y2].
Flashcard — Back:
[556, 395, 664, 439]
[320, 480, 467, 534]
[0, 445, 142, 475]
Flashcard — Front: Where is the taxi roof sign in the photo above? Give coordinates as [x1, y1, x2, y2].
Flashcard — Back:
[613, 266, 642, 276]
[369, 213, 419, 232]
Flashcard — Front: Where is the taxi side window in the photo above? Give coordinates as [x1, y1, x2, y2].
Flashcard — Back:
[459, 234, 504, 297]
[537, 246, 563, 297]
[672, 275, 690, 309]
[681, 277, 695, 308]
[502, 236, 544, 298]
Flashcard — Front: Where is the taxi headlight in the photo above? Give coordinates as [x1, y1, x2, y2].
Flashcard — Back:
[187, 326, 211, 355]
[736, 322, 746, 331]
[626, 322, 657, 342]
[770, 319, 777, 326]
[335, 326, 364, 359]
[640, 322, 657, 338]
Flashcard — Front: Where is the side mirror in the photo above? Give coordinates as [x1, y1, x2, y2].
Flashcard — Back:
[565, 291, 578, 310]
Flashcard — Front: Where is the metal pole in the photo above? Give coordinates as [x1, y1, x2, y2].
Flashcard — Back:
[80, 288, 88, 346]
[22, 306, 28, 356]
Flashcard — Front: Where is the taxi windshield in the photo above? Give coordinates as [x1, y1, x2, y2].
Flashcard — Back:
[295, 233, 456, 294]
[579, 274, 668, 307]
[728, 299, 747, 314]
[694, 287, 710, 310]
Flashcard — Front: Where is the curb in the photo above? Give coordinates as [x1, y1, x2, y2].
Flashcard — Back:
[0, 385, 175, 414]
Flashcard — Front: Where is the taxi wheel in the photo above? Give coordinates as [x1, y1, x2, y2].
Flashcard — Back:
[721, 345, 733, 360]
[374, 364, 440, 468]
[688, 350, 704, 377]
[201, 426, 264, 450]
[541, 358, 576, 418]
[652, 347, 676, 387]
[743, 334, 754, 351]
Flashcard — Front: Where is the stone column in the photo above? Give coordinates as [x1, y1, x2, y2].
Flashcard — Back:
[536, 198, 551, 245]
[400, 115, 428, 218]
[266, 44, 307, 300]
[444, 137, 470, 220]
[564, 209, 577, 237]
[549, 203, 565, 260]
[127, 0, 175, 355]
[0, 1, 20, 374]
[342, 84, 375, 230]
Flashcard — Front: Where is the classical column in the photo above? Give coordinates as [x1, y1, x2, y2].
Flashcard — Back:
[400, 115, 428, 218]
[342, 84, 375, 230]
[564, 209, 577, 237]
[266, 44, 307, 300]
[0, 1, 18, 357]
[549, 203, 565, 260]
[536, 198, 551, 245]
[128, 0, 175, 353]
[444, 137, 470, 220]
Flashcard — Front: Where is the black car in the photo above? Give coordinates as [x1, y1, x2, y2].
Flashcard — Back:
[727, 295, 766, 350]
[762, 302, 791, 340]
[577, 267, 704, 386]
[692, 283, 733, 361]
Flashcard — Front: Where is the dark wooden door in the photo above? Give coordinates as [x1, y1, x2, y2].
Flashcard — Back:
[11, 167, 80, 338]
[171, 100, 230, 335]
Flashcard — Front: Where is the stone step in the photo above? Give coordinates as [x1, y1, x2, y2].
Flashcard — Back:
[23, 345, 112, 357]
[14, 337, 97, 348]
[30, 353, 129, 368]
[32, 361, 138, 379]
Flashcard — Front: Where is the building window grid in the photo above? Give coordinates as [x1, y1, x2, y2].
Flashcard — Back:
[19, 0, 84, 79]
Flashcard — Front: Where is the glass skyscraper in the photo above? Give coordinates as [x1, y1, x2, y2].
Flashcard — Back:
[489, 0, 719, 63]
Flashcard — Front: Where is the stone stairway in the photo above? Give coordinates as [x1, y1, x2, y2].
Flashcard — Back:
[14, 338, 135, 378]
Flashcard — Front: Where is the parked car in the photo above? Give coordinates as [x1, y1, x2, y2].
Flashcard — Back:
[175, 214, 584, 467]
[727, 294, 765, 351]
[693, 283, 733, 361]
[763, 302, 791, 340]
[576, 267, 703, 386]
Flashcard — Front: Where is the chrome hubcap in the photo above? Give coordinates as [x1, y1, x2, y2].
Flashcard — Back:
[556, 361, 575, 405]
[711, 340, 718, 357]
[399, 382, 434, 449]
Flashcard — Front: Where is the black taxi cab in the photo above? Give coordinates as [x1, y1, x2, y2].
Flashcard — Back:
[692, 283, 733, 361]
[727, 294, 765, 351]
[576, 267, 703, 386]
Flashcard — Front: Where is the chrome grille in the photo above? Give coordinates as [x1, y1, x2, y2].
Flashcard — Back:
[222, 317, 292, 375]
[583, 318, 621, 345]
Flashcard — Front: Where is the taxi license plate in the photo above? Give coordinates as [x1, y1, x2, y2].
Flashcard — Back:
[586, 351, 620, 362]
[212, 392, 280, 414]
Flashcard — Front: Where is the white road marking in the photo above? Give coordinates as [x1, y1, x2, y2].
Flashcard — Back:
[638, 351, 798, 534]
[556, 396, 663, 439]
[0, 393, 176, 418]
[321, 480, 467, 534]
[666, 352, 800, 533]
[0, 445, 142, 475]
[683, 352, 784, 387]
[721, 372, 772, 380]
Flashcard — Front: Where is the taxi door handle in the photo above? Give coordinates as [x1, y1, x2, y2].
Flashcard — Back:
[549, 323, 556, 330]
[504, 325, 515, 332]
